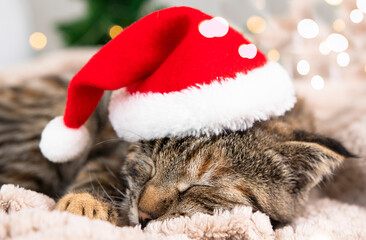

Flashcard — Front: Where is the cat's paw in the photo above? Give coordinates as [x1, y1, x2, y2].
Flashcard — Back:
[55, 193, 118, 224]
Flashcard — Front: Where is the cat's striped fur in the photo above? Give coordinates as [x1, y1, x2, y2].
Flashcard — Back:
[0, 76, 353, 228]
[0, 76, 130, 224]
[0, 76, 73, 197]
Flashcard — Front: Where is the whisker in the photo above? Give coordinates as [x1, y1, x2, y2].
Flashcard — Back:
[93, 128, 147, 148]
[108, 195, 126, 201]
[87, 170, 96, 193]
[100, 197, 123, 207]
[99, 196, 114, 203]
[105, 166, 119, 181]
[113, 206, 128, 210]
[93, 138, 123, 147]
[99, 193, 125, 201]
[119, 128, 148, 141]
[95, 177, 116, 205]
[110, 183, 126, 198]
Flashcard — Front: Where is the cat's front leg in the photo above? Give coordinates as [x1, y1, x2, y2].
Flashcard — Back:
[54, 158, 128, 226]
[55, 192, 118, 224]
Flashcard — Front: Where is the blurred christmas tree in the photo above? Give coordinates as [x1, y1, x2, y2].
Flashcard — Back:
[58, 0, 159, 46]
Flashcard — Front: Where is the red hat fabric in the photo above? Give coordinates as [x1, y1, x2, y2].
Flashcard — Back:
[39, 6, 296, 163]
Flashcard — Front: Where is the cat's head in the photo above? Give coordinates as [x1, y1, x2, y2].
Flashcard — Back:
[121, 119, 353, 228]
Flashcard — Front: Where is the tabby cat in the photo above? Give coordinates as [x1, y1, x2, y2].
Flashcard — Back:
[0, 76, 353, 228]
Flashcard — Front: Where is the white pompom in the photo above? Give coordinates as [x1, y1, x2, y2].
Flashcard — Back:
[39, 116, 90, 163]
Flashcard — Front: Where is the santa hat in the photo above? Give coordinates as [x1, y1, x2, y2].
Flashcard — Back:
[39, 6, 296, 163]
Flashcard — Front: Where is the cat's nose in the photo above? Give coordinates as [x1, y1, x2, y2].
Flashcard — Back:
[138, 209, 153, 229]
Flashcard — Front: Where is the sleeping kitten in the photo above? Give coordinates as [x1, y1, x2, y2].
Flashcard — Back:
[0, 76, 353, 228]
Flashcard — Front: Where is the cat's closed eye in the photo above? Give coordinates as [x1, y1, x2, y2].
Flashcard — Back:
[177, 183, 214, 195]
[176, 182, 192, 193]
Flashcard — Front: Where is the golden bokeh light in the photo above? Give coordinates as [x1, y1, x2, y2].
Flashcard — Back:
[333, 19, 345, 32]
[267, 49, 280, 62]
[29, 32, 47, 50]
[109, 25, 123, 39]
[247, 16, 267, 34]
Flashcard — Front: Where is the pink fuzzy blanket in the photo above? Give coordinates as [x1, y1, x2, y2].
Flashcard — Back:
[1, 184, 366, 240]
[1, 50, 366, 240]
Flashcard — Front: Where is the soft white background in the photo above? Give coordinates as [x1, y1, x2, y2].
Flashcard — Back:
[0, 0, 85, 67]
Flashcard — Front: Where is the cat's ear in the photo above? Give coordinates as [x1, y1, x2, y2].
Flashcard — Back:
[275, 130, 355, 194]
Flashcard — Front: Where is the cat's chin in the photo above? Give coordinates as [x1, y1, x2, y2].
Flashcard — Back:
[128, 206, 140, 226]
